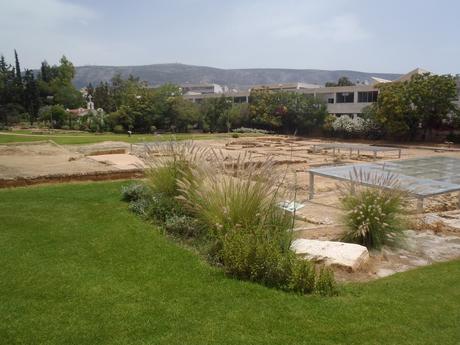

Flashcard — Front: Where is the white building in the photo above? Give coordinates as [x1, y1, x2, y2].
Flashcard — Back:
[184, 68, 443, 117]
[181, 83, 225, 95]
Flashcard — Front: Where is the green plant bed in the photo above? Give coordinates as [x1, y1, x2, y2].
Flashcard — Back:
[0, 182, 459, 344]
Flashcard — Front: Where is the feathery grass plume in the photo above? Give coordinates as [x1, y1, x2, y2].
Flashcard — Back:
[177, 151, 292, 246]
[143, 140, 211, 198]
[339, 167, 407, 250]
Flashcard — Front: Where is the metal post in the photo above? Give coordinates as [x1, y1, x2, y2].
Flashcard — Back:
[416, 198, 424, 213]
[350, 182, 356, 195]
[309, 172, 315, 200]
[398, 149, 401, 159]
[349, 148, 352, 157]
[373, 151, 377, 160]
[357, 149, 360, 158]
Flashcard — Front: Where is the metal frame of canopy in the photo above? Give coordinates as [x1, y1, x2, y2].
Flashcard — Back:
[311, 143, 401, 160]
[307, 156, 460, 213]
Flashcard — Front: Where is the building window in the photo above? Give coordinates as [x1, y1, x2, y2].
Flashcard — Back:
[328, 98, 334, 104]
[358, 91, 378, 103]
[336, 92, 354, 103]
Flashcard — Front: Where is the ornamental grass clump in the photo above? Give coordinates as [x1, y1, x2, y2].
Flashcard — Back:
[144, 141, 210, 198]
[178, 151, 336, 295]
[340, 168, 407, 250]
[123, 142, 337, 296]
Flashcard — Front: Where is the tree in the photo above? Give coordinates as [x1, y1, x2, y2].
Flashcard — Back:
[248, 90, 327, 133]
[280, 93, 328, 134]
[371, 81, 417, 139]
[23, 70, 41, 124]
[325, 76, 355, 87]
[49, 56, 84, 109]
[370, 73, 459, 140]
[38, 104, 68, 128]
[0, 54, 23, 125]
[200, 95, 233, 132]
[408, 73, 458, 139]
[94, 82, 115, 112]
[14, 50, 22, 83]
[248, 89, 281, 130]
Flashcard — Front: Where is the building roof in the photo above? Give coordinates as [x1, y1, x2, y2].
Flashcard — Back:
[250, 82, 321, 91]
[370, 76, 392, 84]
[396, 68, 430, 82]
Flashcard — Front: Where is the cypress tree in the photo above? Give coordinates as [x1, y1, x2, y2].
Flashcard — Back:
[14, 49, 22, 82]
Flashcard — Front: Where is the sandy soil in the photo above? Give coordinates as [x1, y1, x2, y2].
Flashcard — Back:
[0, 141, 142, 180]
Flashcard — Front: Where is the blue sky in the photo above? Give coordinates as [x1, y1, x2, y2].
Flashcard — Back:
[1, 0, 459, 74]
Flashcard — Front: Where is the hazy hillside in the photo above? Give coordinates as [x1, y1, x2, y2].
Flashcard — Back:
[73, 63, 401, 89]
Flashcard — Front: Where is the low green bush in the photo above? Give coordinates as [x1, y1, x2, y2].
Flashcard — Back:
[315, 266, 337, 296]
[113, 124, 125, 134]
[128, 197, 153, 217]
[232, 133, 240, 138]
[121, 183, 152, 202]
[165, 215, 202, 238]
[146, 193, 184, 222]
[232, 127, 273, 134]
[446, 132, 460, 144]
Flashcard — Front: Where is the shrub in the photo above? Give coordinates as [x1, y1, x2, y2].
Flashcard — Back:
[446, 132, 460, 144]
[332, 115, 366, 134]
[340, 169, 407, 250]
[232, 133, 240, 138]
[165, 215, 202, 238]
[113, 124, 125, 134]
[146, 193, 184, 222]
[232, 127, 273, 134]
[322, 114, 336, 135]
[128, 197, 152, 217]
[121, 183, 151, 202]
[315, 267, 337, 296]
[219, 228, 292, 288]
[289, 259, 316, 294]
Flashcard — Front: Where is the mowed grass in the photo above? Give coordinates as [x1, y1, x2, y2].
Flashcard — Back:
[0, 131, 257, 145]
[0, 182, 459, 345]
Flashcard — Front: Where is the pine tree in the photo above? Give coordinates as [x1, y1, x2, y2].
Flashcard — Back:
[23, 70, 41, 124]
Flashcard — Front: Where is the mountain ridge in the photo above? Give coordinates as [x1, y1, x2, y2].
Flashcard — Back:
[73, 63, 402, 89]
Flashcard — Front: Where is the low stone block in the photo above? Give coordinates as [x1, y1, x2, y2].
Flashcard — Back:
[291, 239, 369, 271]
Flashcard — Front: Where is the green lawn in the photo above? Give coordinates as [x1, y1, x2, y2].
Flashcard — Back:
[0, 131, 256, 145]
[0, 182, 459, 345]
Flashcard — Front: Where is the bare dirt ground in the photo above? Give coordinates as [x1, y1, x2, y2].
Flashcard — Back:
[0, 141, 143, 185]
[1, 135, 460, 281]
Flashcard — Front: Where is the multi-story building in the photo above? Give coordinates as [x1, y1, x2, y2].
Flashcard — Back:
[181, 83, 225, 95]
[184, 68, 436, 117]
[249, 82, 320, 92]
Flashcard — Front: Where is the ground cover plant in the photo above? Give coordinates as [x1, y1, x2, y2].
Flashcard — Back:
[339, 169, 407, 250]
[1, 182, 459, 344]
[123, 141, 336, 295]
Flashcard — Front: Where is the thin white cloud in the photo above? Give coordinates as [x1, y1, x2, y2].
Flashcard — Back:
[0, 0, 96, 67]
[273, 14, 371, 42]
[227, 1, 370, 43]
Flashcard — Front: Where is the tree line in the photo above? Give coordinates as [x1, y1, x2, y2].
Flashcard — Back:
[0, 51, 83, 127]
[1, 51, 458, 141]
